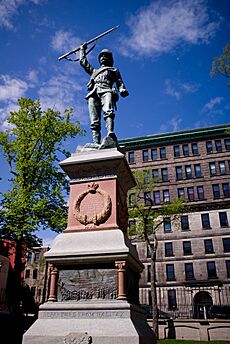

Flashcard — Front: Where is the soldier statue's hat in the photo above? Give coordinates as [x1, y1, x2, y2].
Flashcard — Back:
[98, 49, 113, 66]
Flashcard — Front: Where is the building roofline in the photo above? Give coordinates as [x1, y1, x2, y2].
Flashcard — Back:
[119, 123, 230, 149]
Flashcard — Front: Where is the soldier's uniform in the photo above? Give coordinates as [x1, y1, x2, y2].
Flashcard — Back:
[80, 48, 128, 144]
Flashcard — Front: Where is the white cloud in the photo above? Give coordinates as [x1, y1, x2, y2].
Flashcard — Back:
[0, 74, 30, 130]
[0, 71, 87, 131]
[182, 82, 200, 93]
[120, 0, 220, 57]
[0, 0, 45, 30]
[165, 80, 181, 100]
[159, 115, 182, 132]
[51, 30, 82, 54]
[0, 75, 28, 101]
[203, 96, 224, 112]
[37, 74, 87, 123]
[164, 79, 200, 100]
[27, 70, 39, 84]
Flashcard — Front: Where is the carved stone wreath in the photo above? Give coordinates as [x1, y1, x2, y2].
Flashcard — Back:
[75, 183, 112, 226]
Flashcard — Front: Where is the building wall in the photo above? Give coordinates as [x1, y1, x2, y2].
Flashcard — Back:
[120, 124, 230, 319]
[0, 255, 9, 310]
[24, 247, 50, 304]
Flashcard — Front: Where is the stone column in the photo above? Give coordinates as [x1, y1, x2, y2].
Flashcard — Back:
[48, 266, 59, 302]
[115, 261, 127, 300]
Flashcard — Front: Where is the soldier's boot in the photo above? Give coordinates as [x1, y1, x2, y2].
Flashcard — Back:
[105, 117, 114, 136]
[92, 130, 101, 144]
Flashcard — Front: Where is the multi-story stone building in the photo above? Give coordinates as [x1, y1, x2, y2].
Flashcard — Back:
[24, 246, 50, 305]
[120, 124, 230, 319]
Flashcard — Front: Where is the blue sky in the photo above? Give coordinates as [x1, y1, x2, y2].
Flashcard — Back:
[0, 0, 229, 244]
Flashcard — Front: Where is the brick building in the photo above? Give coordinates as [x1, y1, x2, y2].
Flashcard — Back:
[24, 246, 50, 305]
[119, 124, 230, 319]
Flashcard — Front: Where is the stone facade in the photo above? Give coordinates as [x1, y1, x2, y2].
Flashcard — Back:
[120, 124, 230, 319]
[24, 247, 50, 304]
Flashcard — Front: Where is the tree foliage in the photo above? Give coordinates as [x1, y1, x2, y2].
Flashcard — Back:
[210, 43, 230, 86]
[0, 98, 84, 242]
[128, 169, 186, 338]
[0, 98, 84, 315]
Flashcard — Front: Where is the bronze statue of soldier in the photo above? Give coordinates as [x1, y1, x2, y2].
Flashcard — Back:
[79, 43, 129, 147]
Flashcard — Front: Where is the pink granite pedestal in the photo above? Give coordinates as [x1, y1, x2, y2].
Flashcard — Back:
[23, 148, 156, 344]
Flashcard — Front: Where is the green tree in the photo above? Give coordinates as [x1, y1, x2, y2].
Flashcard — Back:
[128, 169, 185, 338]
[0, 97, 84, 314]
[210, 43, 230, 86]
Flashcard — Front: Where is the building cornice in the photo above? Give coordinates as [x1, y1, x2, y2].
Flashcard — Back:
[119, 124, 230, 150]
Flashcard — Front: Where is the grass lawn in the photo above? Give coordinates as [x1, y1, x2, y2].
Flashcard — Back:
[158, 340, 230, 344]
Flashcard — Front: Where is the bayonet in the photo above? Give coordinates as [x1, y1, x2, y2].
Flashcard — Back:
[58, 25, 119, 61]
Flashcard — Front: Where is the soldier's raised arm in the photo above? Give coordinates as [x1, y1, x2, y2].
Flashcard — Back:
[79, 43, 94, 76]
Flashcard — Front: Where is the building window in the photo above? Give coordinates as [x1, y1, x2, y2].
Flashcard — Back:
[194, 164, 202, 177]
[163, 190, 170, 202]
[25, 269, 30, 279]
[147, 265, 151, 282]
[178, 188, 185, 199]
[153, 191, 160, 205]
[164, 218, 172, 233]
[204, 239, 214, 254]
[34, 252, 40, 263]
[165, 242, 174, 256]
[206, 141, 213, 153]
[207, 262, 217, 279]
[181, 215, 189, 230]
[187, 187, 195, 201]
[201, 213, 211, 229]
[144, 170, 150, 184]
[151, 148, 157, 160]
[223, 183, 230, 198]
[129, 193, 136, 206]
[185, 263, 195, 280]
[183, 241, 192, 255]
[224, 178, 230, 196]
[160, 147, 166, 159]
[128, 151, 135, 164]
[152, 169, 159, 181]
[185, 165, 192, 178]
[212, 184, 220, 199]
[33, 269, 38, 279]
[147, 245, 151, 258]
[192, 143, 199, 155]
[144, 191, 151, 205]
[168, 290, 177, 310]
[148, 290, 152, 305]
[209, 162, 216, 176]
[223, 238, 230, 253]
[219, 161, 226, 174]
[174, 145, 180, 157]
[161, 168, 168, 181]
[226, 260, 230, 278]
[224, 139, 230, 150]
[27, 252, 32, 262]
[166, 264, 175, 281]
[31, 287, 36, 296]
[176, 166, 183, 180]
[215, 139, 222, 152]
[143, 149, 149, 162]
[219, 212, 229, 227]
[197, 186, 205, 200]
[183, 144, 189, 157]
[128, 220, 136, 231]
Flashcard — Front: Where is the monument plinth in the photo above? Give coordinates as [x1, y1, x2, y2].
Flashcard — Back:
[23, 148, 155, 344]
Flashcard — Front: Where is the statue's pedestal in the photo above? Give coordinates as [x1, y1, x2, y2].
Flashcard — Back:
[23, 148, 155, 344]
